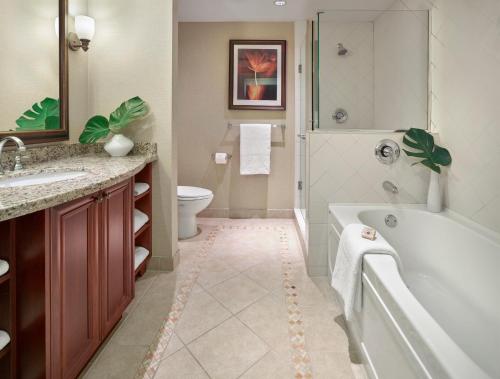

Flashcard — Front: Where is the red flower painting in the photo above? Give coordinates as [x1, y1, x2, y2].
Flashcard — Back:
[230, 40, 286, 110]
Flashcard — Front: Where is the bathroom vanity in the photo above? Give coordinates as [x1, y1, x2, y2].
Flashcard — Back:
[0, 144, 156, 378]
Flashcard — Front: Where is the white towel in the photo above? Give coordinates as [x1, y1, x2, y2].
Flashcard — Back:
[134, 182, 150, 197]
[0, 260, 9, 277]
[331, 224, 400, 321]
[133, 209, 149, 234]
[134, 246, 150, 270]
[0, 330, 10, 351]
[240, 124, 272, 175]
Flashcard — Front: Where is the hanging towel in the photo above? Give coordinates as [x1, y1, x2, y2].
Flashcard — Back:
[240, 124, 272, 175]
[331, 223, 401, 321]
[0, 330, 10, 351]
[0, 260, 9, 277]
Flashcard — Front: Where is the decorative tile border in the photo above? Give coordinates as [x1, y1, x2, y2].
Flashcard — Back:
[279, 228, 314, 379]
[135, 221, 313, 379]
[135, 227, 219, 379]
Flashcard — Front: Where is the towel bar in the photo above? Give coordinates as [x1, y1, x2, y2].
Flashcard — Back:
[227, 123, 285, 130]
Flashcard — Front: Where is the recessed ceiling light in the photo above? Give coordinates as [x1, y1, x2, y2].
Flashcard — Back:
[274, 0, 287, 6]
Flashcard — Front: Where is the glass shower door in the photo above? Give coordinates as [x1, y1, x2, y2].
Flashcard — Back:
[298, 37, 307, 218]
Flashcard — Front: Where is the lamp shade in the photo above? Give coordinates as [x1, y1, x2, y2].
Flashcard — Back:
[75, 15, 95, 40]
[55, 17, 59, 37]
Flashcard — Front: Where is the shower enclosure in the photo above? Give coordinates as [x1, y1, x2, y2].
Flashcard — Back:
[313, 9, 430, 131]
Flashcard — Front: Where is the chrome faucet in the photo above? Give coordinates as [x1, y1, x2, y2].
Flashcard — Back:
[0, 136, 26, 175]
[382, 181, 399, 194]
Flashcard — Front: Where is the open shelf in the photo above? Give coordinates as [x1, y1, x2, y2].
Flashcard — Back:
[134, 189, 151, 202]
[133, 163, 153, 279]
[0, 274, 11, 286]
[0, 219, 15, 379]
[134, 247, 151, 277]
[0, 344, 10, 361]
[134, 222, 151, 240]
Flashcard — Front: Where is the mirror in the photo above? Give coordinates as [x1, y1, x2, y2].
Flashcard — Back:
[313, 9, 430, 131]
[0, 0, 68, 143]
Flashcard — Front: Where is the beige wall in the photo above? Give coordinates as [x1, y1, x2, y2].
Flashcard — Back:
[68, 0, 90, 143]
[306, 131, 429, 275]
[176, 22, 295, 216]
[399, 0, 500, 234]
[87, 0, 178, 269]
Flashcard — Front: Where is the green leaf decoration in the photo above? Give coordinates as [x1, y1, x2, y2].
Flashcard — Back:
[402, 128, 452, 174]
[79, 116, 110, 144]
[16, 98, 60, 131]
[108, 96, 149, 132]
[78, 97, 149, 144]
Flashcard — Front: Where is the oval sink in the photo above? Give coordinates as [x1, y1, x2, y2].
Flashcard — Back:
[0, 171, 88, 188]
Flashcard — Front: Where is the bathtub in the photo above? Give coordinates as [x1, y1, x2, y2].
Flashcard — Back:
[327, 204, 499, 379]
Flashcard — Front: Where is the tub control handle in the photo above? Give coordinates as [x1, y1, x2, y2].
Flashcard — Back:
[375, 139, 400, 165]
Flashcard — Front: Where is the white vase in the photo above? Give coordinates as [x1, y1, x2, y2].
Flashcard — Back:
[104, 134, 134, 157]
[427, 170, 443, 213]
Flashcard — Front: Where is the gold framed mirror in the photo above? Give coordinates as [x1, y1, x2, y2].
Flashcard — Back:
[0, 0, 69, 144]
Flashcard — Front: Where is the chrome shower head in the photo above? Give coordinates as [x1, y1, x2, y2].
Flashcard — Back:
[337, 43, 348, 56]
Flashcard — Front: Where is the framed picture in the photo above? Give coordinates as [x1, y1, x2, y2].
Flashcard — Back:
[229, 40, 286, 111]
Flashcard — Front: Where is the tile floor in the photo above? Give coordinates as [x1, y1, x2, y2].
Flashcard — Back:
[81, 219, 365, 379]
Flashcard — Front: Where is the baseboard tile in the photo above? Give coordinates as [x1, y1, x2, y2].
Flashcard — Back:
[199, 208, 294, 219]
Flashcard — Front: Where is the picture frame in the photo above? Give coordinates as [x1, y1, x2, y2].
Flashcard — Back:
[229, 40, 286, 111]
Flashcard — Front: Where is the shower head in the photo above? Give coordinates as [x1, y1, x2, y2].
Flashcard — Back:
[337, 43, 348, 56]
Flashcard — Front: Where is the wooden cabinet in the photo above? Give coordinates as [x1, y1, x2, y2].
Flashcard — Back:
[0, 178, 137, 379]
[49, 195, 100, 379]
[48, 179, 133, 379]
[100, 181, 133, 337]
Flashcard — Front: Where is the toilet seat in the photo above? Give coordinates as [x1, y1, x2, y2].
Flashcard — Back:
[178, 186, 213, 200]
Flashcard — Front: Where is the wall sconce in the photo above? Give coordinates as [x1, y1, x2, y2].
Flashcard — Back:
[68, 15, 95, 52]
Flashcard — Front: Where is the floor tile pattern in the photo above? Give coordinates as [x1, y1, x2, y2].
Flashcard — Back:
[136, 227, 220, 378]
[82, 219, 362, 379]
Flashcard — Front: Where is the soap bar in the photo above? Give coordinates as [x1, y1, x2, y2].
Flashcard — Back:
[361, 227, 377, 241]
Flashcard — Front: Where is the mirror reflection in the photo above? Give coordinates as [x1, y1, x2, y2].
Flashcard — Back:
[0, 0, 60, 133]
[314, 10, 430, 131]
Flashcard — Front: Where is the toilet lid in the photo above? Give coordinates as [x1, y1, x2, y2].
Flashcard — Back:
[178, 186, 213, 199]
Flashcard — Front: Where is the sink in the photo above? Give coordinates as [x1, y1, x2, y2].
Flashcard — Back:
[0, 171, 88, 188]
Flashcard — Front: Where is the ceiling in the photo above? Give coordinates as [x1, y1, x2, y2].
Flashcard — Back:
[177, 0, 399, 22]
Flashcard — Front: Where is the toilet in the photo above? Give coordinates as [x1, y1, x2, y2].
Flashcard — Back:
[177, 186, 214, 239]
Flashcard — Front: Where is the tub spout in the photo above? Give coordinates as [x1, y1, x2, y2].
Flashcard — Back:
[383, 181, 399, 194]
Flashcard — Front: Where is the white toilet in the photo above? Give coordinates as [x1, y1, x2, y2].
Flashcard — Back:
[177, 186, 214, 239]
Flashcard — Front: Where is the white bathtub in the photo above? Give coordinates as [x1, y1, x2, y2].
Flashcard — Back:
[328, 204, 499, 379]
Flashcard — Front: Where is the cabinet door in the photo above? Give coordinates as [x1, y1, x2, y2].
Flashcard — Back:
[49, 196, 100, 379]
[100, 180, 133, 337]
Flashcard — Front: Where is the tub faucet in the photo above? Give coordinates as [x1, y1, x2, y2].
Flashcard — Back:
[0, 136, 26, 175]
[383, 181, 399, 194]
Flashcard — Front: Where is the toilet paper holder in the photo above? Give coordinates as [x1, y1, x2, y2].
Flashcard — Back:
[211, 153, 233, 161]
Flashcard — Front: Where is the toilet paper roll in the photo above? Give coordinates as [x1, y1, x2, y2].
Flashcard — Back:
[214, 153, 229, 165]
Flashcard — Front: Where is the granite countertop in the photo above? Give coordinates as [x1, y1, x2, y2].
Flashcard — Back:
[0, 149, 157, 222]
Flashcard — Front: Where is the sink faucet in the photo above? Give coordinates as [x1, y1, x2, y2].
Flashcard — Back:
[382, 180, 399, 194]
[0, 136, 26, 175]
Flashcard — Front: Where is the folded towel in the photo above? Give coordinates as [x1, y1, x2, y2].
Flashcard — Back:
[331, 223, 400, 321]
[240, 124, 272, 175]
[0, 260, 9, 277]
[0, 330, 10, 351]
[134, 246, 150, 270]
[134, 182, 150, 197]
[133, 209, 149, 234]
